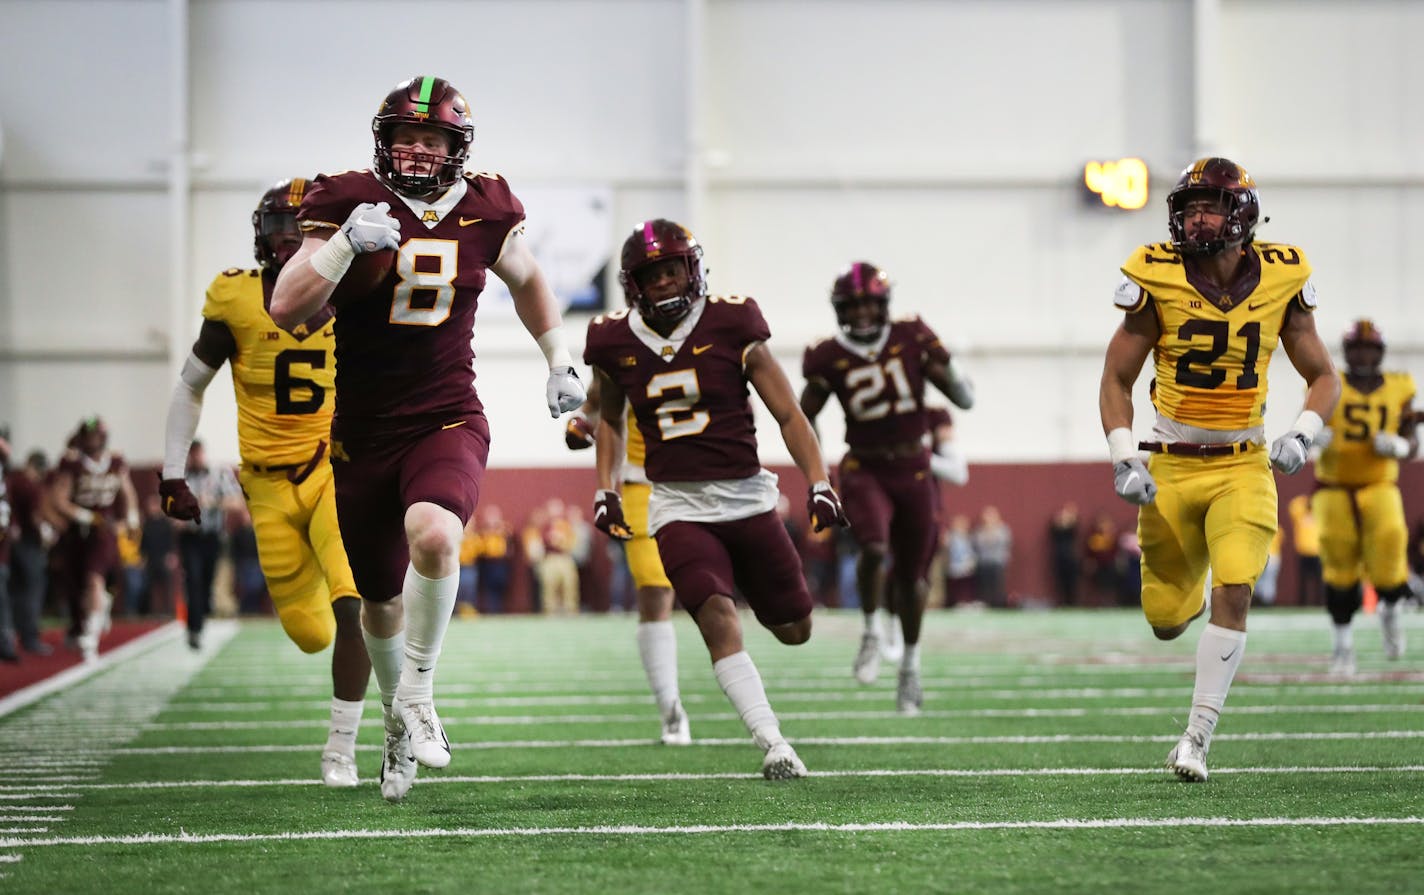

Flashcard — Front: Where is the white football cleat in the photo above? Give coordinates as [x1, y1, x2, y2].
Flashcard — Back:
[379, 726, 417, 802]
[760, 740, 808, 780]
[1380, 604, 1406, 660]
[320, 750, 359, 788]
[660, 701, 692, 746]
[853, 632, 881, 685]
[1166, 731, 1209, 782]
[398, 698, 451, 769]
[896, 668, 923, 717]
[880, 618, 904, 664]
[1328, 647, 1357, 677]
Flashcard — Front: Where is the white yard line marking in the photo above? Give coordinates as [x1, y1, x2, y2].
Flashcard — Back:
[0, 816, 64, 822]
[0, 828, 47, 834]
[0, 794, 80, 801]
[4, 815, 1422, 848]
[10, 764, 1423, 792]
[134, 703, 1424, 730]
[0, 807, 73, 812]
[0, 855, 20, 862]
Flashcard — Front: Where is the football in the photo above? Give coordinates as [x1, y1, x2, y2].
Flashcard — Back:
[329, 249, 396, 308]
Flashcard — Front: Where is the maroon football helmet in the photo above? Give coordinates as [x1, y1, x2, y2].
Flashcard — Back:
[251, 178, 309, 273]
[831, 262, 891, 343]
[1343, 318, 1385, 377]
[1167, 157, 1262, 255]
[75, 415, 108, 457]
[619, 219, 707, 325]
[371, 76, 474, 196]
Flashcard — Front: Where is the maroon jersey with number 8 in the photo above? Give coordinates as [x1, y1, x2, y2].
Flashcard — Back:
[585, 296, 771, 483]
[802, 316, 949, 452]
[297, 169, 525, 442]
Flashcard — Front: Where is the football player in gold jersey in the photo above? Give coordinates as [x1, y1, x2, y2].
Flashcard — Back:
[566, 372, 691, 745]
[159, 179, 371, 788]
[1312, 319, 1417, 673]
[1099, 158, 1340, 782]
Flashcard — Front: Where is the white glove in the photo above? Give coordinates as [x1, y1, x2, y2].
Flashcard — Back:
[929, 444, 969, 485]
[1269, 431, 1312, 474]
[1313, 427, 1333, 451]
[1373, 432, 1412, 459]
[340, 202, 401, 253]
[1113, 458, 1157, 505]
[546, 366, 586, 418]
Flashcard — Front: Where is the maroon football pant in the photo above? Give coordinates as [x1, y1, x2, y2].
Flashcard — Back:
[654, 509, 813, 627]
[332, 414, 490, 601]
[839, 456, 940, 582]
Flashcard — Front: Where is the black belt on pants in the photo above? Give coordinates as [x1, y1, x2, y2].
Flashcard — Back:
[1138, 441, 1253, 457]
[245, 441, 327, 485]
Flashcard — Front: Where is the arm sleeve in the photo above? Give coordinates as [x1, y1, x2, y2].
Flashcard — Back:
[163, 353, 219, 479]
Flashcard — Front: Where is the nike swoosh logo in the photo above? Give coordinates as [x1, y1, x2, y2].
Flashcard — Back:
[417, 666, 433, 673]
[1247, 302, 1266, 311]
[594, 506, 608, 522]
[692, 344, 713, 355]
[459, 217, 483, 227]
[1219, 648, 1238, 662]
[442, 421, 467, 430]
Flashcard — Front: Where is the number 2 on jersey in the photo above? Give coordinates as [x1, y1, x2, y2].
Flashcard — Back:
[1174, 320, 1261, 390]
[647, 370, 710, 440]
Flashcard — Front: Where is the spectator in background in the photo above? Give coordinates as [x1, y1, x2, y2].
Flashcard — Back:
[477, 505, 512, 615]
[177, 440, 242, 650]
[972, 506, 1012, 607]
[6, 449, 53, 656]
[943, 514, 977, 607]
[116, 521, 146, 616]
[457, 515, 481, 618]
[537, 499, 579, 614]
[1289, 494, 1324, 607]
[228, 505, 267, 615]
[0, 432, 15, 661]
[567, 504, 593, 606]
[139, 493, 177, 616]
[1115, 530, 1142, 607]
[1409, 517, 1424, 602]
[1083, 514, 1120, 606]
[801, 523, 838, 607]
[605, 537, 634, 613]
[520, 506, 548, 614]
[1048, 502, 1081, 606]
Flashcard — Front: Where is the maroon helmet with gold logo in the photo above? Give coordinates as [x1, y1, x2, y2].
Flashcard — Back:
[251, 178, 309, 273]
[1343, 318, 1386, 377]
[371, 76, 474, 196]
[1167, 157, 1262, 255]
[618, 219, 707, 325]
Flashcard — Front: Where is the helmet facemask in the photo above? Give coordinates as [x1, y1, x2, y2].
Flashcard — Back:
[831, 262, 891, 343]
[371, 76, 474, 197]
[1343, 320, 1385, 378]
[252, 179, 308, 273]
[618, 220, 707, 328]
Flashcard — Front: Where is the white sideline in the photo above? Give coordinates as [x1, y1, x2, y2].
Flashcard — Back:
[4, 815, 1422, 848]
[0, 622, 186, 719]
[6, 764, 1422, 793]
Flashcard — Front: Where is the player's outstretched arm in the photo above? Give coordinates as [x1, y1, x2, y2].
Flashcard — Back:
[1099, 308, 1159, 504]
[1377, 398, 1419, 460]
[749, 344, 848, 530]
[159, 321, 235, 521]
[272, 203, 402, 329]
[591, 368, 632, 540]
[926, 355, 976, 410]
[492, 230, 586, 416]
[1272, 307, 1341, 474]
[565, 375, 601, 451]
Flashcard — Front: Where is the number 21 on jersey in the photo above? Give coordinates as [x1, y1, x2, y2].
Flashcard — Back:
[847, 358, 916, 421]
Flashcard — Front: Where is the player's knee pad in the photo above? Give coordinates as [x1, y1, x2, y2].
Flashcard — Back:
[279, 607, 336, 654]
[1325, 583, 1363, 625]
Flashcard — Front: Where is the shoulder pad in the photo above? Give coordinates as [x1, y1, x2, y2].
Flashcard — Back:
[1295, 280, 1318, 310]
[1113, 276, 1148, 311]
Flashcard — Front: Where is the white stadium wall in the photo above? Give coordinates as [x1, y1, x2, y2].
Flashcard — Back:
[1, 0, 1421, 470]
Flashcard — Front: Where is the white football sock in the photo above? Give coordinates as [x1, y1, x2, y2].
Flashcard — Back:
[636, 621, 681, 716]
[879, 609, 899, 641]
[397, 564, 459, 705]
[1332, 622, 1354, 655]
[713, 651, 781, 745]
[862, 611, 878, 634]
[362, 628, 405, 718]
[1187, 623, 1247, 742]
[324, 697, 365, 755]
[901, 643, 921, 672]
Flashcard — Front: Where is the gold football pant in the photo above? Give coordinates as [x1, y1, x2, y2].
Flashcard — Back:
[238, 460, 358, 653]
[1138, 450, 1277, 629]
[621, 482, 671, 589]
[1311, 482, 1409, 590]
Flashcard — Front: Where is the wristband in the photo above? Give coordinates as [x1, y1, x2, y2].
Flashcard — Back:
[536, 325, 575, 370]
[310, 230, 356, 283]
[1106, 427, 1137, 464]
[1291, 410, 1324, 442]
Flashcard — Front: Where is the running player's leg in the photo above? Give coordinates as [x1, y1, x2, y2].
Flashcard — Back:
[656, 519, 806, 778]
[839, 459, 893, 682]
[1314, 487, 1363, 672]
[1360, 483, 1411, 659]
[622, 481, 687, 744]
[394, 416, 490, 770]
[886, 468, 940, 715]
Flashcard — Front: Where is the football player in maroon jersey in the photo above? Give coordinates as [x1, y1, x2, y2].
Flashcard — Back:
[800, 262, 975, 715]
[49, 417, 139, 663]
[585, 219, 848, 779]
[270, 75, 586, 802]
